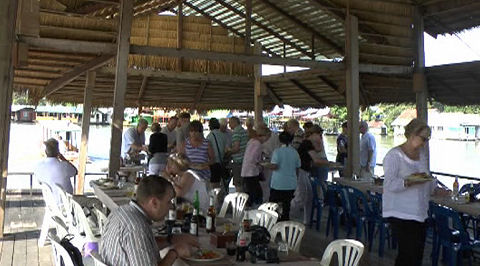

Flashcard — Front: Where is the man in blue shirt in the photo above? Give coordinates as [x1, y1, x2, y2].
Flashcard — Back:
[121, 118, 148, 161]
[359, 120, 377, 178]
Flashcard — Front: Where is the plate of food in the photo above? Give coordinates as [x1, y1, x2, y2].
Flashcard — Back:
[406, 172, 434, 182]
[183, 249, 224, 262]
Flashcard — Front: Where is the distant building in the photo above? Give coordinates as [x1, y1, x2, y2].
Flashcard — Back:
[90, 108, 112, 125]
[391, 109, 480, 140]
[11, 105, 35, 122]
[368, 120, 387, 135]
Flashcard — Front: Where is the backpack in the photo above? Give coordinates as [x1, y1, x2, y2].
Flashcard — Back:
[60, 235, 84, 266]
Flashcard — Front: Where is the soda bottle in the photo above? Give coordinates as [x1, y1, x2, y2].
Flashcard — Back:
[453, 176, 459, 198]
[189, 208, 199, 236]
[193, 190, 200, 212]
[206, 196, 216, 233]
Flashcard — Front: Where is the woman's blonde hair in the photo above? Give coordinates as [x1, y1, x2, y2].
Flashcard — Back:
[167, 153, 190, 172]
[404, 118, 431, 138]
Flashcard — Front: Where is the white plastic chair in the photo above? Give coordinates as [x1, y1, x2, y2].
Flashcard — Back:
[52, 216, 69, 240]
[55, 184, 75, 225]
[90, 250, 108, 266]
[270, 221, 306, 252]
[39, 182, 65, 246]
[244, 209, 278, 232]
[258, 202, 280, 213]
[218, 192, 249, 222]
[71, 199, 101, 244]
[49, 231, 75, 266]
[93, 206, 109, 235]
[320, 239, 364, 266]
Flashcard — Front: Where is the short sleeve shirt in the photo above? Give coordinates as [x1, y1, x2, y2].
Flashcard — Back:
[231, 126, 248, 163]
[207, 129, 227, 163]
[100, 201, 160, 266]
[121, 127, 145, 158]
[270, 146, 301, 190]
[35, 157, 76, 204]
[360, 132, 377, 168]
[336, 133, 348, 163]
[160, 127, 177, 147]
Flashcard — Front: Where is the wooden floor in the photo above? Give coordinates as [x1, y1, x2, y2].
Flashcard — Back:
[0, 191, 52, 266]
[0, 191, 471, 266]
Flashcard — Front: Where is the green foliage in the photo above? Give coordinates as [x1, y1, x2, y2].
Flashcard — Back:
[431, 101, 480, 114]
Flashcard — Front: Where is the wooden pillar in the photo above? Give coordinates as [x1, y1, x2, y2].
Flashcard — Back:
[254, 43, 264, 127]
[77, 71, 95, 195]
[0, 0, 17, 237]
[245, 0, 252, 53]
[177, 1, 183, 71]
[414, 7, 428, 123]
[345, 15, 360, 179]
[283, 42, 287, 73]
[414, 6, 429, 168]
[108, 0, 133, 178]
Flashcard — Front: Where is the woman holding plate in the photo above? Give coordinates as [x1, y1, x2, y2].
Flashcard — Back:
[383, 118, 449, 266]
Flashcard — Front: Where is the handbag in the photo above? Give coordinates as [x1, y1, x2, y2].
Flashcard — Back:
[209, 132, 227, 182]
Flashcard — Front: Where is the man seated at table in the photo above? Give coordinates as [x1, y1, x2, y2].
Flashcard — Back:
[100, 175, 198, 266]
[35, 138, 77, 204]
[121, 118, 149, 164]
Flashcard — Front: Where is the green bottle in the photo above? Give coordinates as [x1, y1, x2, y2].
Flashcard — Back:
[193, 190, 200, 212]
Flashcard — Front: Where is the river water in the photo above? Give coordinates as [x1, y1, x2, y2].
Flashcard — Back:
[7, 123, 480, 189]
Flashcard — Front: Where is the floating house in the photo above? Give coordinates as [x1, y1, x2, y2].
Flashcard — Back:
[11, 105, 36, 122]
[392, 109, 480, 140]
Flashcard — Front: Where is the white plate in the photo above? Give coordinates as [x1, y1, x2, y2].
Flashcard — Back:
[183, 251, 224, 262]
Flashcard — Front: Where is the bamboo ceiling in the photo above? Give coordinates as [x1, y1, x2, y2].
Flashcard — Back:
[13, 0, 480, 109]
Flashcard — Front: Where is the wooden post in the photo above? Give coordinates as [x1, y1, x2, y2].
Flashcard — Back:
[283, 42, 286, 73]
[245, 0, 252, 53]
[414, 6, 429, 169]
[177, 1, 183, 71]
[77, 71, 95, 194]
[345, 15, 360, 179]
[414, 7, 428, 123]
[108, 0, 133, 178]
[254, 43, 264, 127]
[0, 0, 17, 237]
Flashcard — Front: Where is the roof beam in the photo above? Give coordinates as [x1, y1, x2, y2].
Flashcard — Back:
[260, 0, 342, 54]
[44, 54, 114, 97]
[433, 77, 470, 103]
[290, 79, 326, 107]
[129, 45, 343, 70]
[264, 82, 283, 107]
[212, 0, 311, 57]
[99, 67, 253, 83]
[137, 75, 148, 102]
[191, 81, 207, 110]
[19, 36, 116, 54]
[317, 75, 345, 99]
[183, 1, 277, 57]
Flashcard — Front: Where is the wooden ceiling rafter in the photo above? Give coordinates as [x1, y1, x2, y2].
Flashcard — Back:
[191, 81, 207, 110]
[290, 79, 327, 107]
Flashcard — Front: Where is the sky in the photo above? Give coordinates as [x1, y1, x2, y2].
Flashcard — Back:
[262, 27, 480, 75]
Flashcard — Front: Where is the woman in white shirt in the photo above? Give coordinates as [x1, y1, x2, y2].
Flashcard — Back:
[383, 118, 449, 266]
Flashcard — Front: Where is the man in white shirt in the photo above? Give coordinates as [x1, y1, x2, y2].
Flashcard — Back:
[161, 116, 178, 152]
[35, 138, 78, 204]
[359, 120, 377, 178]
[175, 112, 191, 152]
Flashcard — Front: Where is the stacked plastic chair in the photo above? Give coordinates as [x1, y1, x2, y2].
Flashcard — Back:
[367, 190, 394, 257]
[325, 183, 343, 239]
[310, 178, 324, 231]
[430, 203, 480, 266]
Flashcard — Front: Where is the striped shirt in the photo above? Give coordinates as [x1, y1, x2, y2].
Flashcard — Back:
[100, 201, 160, 266]
[231, 125, 248, 163]
[185, 138, 211, 180]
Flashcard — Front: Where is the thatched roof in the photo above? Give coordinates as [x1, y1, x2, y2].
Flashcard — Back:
[13, 0, 480, 109]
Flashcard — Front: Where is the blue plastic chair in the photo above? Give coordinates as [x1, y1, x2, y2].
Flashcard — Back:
[367, 190, 394, 257]
[310, 178, 324, 231]
[325, 183, 343, 239]
[430, 203, 480, 266]
[458, 183, 480, 238]
[343, 186, 372, 241]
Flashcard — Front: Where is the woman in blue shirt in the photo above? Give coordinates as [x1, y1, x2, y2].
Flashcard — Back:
[268, 132, 301, 221]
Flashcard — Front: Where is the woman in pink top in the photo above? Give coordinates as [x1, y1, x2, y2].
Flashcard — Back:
[241, 127, 270, 206]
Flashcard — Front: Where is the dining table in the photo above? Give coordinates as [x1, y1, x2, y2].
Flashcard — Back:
[334, 177, 480, 218]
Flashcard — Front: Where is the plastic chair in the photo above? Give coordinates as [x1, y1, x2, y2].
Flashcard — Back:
[52, 216, 69, 240]
[343, 186, 372, 241]
[71, 199, 101, 244]
[55, 184, 75, 225]
[320, 239, 364, 266]
[366, 190, 393, 257]
[93, 206, 109, 235]
[430, 203, 480, 266]
[310, 178, 324, 231]
[258, 202, 280, 213]
[270, 221, 305, 252]
[458, 183, 480, 238]
[49, 231, 75, 266]
[325, 183, 343, 239]
[90, 250, 108, 266]
[218, 192, 249, 222]
[244, 209, 278, 232]
[39, 182, 65, 247]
